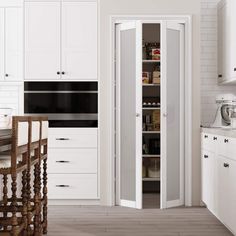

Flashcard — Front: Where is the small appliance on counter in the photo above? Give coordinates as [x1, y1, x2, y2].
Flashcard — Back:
[0, 108, 13, 129]
[211, 94, 236, 128]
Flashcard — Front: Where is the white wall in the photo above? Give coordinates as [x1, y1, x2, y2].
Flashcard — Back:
[201, 0, 236, 125]
[99, 0, 201, 206]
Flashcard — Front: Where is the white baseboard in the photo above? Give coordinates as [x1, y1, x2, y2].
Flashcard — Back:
[48, 199, 100, 206]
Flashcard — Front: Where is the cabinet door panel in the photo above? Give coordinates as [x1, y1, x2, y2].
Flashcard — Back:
[24, 2, 60, 80]
[61, 2, 97, 80]
[5, 8, 22, 81]
[0, 8, 4, 81]
[201, 150, 215, 212]
[215, 156, 231, 224]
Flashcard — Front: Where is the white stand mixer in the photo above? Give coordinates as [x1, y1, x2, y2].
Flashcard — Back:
[211, 94, 236, 128]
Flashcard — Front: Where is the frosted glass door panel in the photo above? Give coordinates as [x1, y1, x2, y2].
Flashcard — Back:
[166, 28, 181, 202]
[161, 22, 184, 208]
[120, 29, 136, 202]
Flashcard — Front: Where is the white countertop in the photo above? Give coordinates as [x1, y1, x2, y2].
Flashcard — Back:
[201, 127, 236, 138]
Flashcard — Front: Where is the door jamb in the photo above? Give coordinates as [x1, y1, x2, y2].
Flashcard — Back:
[110, 15, 193, 207]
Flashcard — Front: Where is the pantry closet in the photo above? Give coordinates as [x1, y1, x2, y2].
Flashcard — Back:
[114, 19, 189, 209]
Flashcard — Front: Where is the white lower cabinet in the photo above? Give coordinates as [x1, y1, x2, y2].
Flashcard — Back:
[201, 131, 236, 235]
[48, 128, 98, 202]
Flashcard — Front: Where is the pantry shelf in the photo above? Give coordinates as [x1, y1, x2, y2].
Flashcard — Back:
[142, 131, 160, 134]
[143, 177, 160, 182]
[143, 60, 160, 63]
[142, 107, 160, 110]
[143, 154, 161, 158]
[142, 84, 160, 87]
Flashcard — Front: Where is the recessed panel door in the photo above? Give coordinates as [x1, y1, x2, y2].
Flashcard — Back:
[24, 2, 61, 80]
[61, 2, 97, 80]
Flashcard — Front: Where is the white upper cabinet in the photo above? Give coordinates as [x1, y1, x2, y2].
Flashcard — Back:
[24, 1, 98, 81]
[0, 7, 22, 82]
[218, 0, 236, 84]
[61, 2, 97, 80]
[24, 2, 61, 80]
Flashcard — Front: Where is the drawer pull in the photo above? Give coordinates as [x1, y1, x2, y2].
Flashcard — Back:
[224, 163, 229, 168]
[56, 185, 70, 188]
[213, 137, 217, 140]
[224, 139, 229, 143]
[204, 155, 208, 158]
[234, 68, 236, 72]
[218, 74, 222, 78]
[204, 135, 208, 138]
[56, 161, 70, 163]
[56, 138, 70, 141]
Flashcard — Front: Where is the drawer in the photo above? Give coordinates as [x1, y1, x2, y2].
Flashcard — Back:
[47, 149, 97, 174]
[48, 128, 97, 148]
[47, 174, 98, 199]
[201, 133, 217, 152]
[218, 135, 236, 161]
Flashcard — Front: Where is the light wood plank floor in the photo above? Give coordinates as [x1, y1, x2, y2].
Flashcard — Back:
[47, 206, 233, 236]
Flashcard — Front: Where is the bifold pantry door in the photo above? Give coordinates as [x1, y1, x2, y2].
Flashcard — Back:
[161, 22, 185, 209]
[115, 22, 143, 209]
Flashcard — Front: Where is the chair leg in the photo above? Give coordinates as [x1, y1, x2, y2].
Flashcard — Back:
[3, 174, 8, 231]
[42, 158, 48, 234]
[21, 170, 28, 236]
[11, 175, 18, 236]
[33, 162, 41, 236]
[26, 169, 32, 235]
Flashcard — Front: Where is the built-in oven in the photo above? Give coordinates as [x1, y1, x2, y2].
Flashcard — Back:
[24, 82, 98, 127]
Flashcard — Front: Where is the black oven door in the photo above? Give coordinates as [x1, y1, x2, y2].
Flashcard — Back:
[24, 82, 98, 127]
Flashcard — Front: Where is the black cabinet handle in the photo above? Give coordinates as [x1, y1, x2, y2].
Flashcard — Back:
[5, 74, 9, 77]
[204, 135, 208, 138]
[224, 163, 229, 168]
[218, 74, 222, 78]
[61, 71, 65, 75]
[57, 71, 60, 75]
[56, 161, 70, 163]
[224, 139, 229, 143]
[234, 68, 236, 72]
[213, 137, 217, 140]
[56, 185, 70, 188]
[204, 155, 208, 158]
[56, 138, 70, 141]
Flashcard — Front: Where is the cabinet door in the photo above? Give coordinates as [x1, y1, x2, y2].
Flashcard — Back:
[0, 8, 4, 81]
[229, 0, 236, 80]
[61, 2, 97, 80]
[5, 8, 22, 81]
[24, 2, 61, 80]
[215, 156, 231, 225]
[201, 150, 215, 213]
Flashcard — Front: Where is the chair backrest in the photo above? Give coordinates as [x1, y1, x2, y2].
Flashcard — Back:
[11, 116, 31, 169]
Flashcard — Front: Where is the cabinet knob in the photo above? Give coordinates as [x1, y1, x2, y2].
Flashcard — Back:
[56, 138, 70, 141]
[224, 163, 229, 168]
[234, 68, 236, 72]
[57, 71, 60, 75]
[204, 155, 208, 158]
[218, 74, 222, 78]
[204, 135, 208, 138]
[56, 160, 70, 163]
[224, 139, 229, 143]
[5, 74, 9, 77]
[213, 137, 217, 140]
[61, 71, 65, 75]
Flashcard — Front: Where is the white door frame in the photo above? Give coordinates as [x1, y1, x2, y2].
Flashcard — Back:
[110, 15, 192, 207]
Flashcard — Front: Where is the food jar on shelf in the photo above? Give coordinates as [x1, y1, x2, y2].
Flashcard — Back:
[148, 158, 160, 178]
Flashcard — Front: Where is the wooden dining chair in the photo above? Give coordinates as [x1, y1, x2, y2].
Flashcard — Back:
[0, 116, 30, 236]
